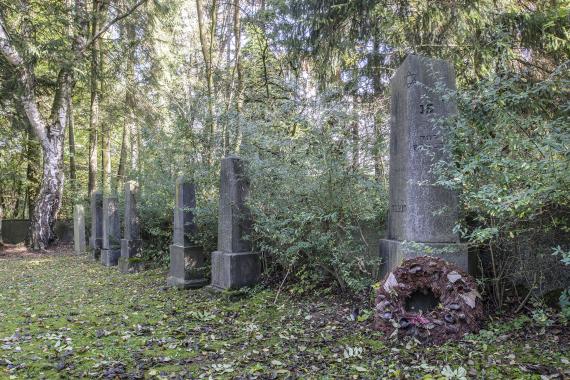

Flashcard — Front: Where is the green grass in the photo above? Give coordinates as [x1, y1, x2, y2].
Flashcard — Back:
[0, 252, 568, 379]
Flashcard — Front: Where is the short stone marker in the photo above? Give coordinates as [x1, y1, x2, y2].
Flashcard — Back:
[167, 177, 208, 288]
[73, 205, 86, 254]
[89, 191, 103, 260]
[101, 196, 121, 266]
[211, 156, 260, 290]
[119, 181, 143, 273]
[379, 54, 468, 277]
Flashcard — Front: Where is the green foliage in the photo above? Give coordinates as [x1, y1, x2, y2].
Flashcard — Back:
[245, 93, 386, 292]
[442, 65, 569, 243]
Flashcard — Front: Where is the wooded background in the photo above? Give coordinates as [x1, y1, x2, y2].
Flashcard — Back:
[0, 0, 568, 305]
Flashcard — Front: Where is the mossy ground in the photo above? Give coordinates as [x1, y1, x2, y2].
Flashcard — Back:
[0, 246, 568, 379]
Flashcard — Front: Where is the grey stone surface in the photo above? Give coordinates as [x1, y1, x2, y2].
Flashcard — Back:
[380, 55, 468, 275]
[73, 205, 86, 255]
[173, 177, 197, 246]
[167, 245, 208, 289]
[218, 156, 252, 253]
[211, 251, 260, 290]
[90, 191, 103, 260]
[167, 177, 208, 288]
[101, 196, 120, 267]
[119, 182, 143, 273]
[210, 156, 260, 290]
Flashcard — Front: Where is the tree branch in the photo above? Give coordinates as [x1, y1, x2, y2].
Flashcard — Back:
[0, 17, 48, 144]
[82, 0, 147, 51]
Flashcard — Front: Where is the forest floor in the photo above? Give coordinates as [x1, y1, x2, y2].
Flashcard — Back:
[0, 245, 569, 379]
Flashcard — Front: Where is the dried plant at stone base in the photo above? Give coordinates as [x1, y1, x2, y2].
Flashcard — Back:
[374, 256, 483, 345]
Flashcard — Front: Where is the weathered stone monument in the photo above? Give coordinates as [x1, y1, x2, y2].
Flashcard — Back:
[90, 191, 103, 260]
[167, 177, 208, 288]
[211, 156, 260, 290]
[118, 182, 143, 273]
[101, 196, 121, 266]
[379, 54, 468, 277]
[73, 205, 86, 254]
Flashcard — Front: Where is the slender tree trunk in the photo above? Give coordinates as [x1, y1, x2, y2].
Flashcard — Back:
[25, 124, 41, 219]
[100, 37, 112, 194]
[0, 204, 3, 246]
[88, 0, 109, 195]
[118, 17, 138, 182]
[196, 0, 217, 159]
[67, 95, 77, 193]
[233, 0, 243, 152]
[351, 121, 359, 171]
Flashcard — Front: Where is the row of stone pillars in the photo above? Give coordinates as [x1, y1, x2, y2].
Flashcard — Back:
[73, 156, 261, 290]
[74, 54, 471, 290]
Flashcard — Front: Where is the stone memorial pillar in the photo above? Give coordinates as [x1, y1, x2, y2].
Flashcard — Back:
[73, 205, 86, 254]
[379, 54, 468, 277]
[101, 196, 121, 266]
[90, 191, 103, 260]
[119, 182, 143, 273]
[167, 177, 208, 288]
[211, 156, 260, 290]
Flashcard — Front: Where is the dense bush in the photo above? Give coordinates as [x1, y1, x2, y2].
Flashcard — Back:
[245, 98, 386, 292]
[438, 64, 570, 307]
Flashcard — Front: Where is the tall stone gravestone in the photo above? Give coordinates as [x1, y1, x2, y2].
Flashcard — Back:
[211, 156, 260, 290]
[73, 205, 86, 254]
[379, 55, 468, 278]
[119, 182, 143, 273]
[90, 191, 103, 260]
[101, 196, 121, 266]
[167, 177, 208, 288]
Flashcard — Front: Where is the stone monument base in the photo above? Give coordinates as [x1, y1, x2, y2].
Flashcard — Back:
[210, 251, 260, 290]
[118, 239, 143, 273]
[101, 248, 120, 266]
[90, 237, 103, 261]
[118, 257, 145, 273]
[167, 244, 209, 289]
[379, 239, 469, 278]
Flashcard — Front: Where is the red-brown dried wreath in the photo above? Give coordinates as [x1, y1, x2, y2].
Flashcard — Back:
[374, 256, 483, 345]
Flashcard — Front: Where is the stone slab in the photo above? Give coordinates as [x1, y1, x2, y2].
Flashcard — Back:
[210, 250, 260, 290]
[118, 257, 145, 274]
[119, 239, 143, 273]
[387, 54, 459, 243]
[90, 191, 103, 256]
[218, 156, 252, 253]
[167, 244, 208, 289]
[173, 177, 197, 247]
[101, 248, 121, 266]
[124, 181, 140, 241]
[73, 205, 86, 255]
[378, 239, 469, 278]
[102, 197, 121, 250]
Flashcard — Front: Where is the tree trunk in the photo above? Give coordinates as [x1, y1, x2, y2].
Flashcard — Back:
[88, 0, 110, 195]
[196, 0, 217, 160]
[233, 0, 243, 152]
[118, 16, 137, 185]
[26, 124, 41, 219]
[67, 95, 77, 194]
[31, 119, 66, 249]
[100, 39, 112, 193]
[0, 204, 3, 246]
